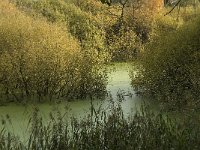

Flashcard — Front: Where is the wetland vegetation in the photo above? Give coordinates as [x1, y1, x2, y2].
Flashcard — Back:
[0, 0, 200, 149]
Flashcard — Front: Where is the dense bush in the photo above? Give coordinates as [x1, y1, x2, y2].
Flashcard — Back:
[12, 0, 200, 63]
[1, 102, 200, 149]
[104, 0, 167, 61]
[106, 25, 141, 61]
[70, 0, 106, 15]
[13, 0, 109, 60]
[0, 0, 107, 102]
[131, 16, 200, 108]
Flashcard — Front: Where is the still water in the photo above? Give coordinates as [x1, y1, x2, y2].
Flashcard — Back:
[0, 63, 151, 139]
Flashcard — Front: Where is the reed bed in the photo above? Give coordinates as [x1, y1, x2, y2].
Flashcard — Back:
[0, 100, 200, 150]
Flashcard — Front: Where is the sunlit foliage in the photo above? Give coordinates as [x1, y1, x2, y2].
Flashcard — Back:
[131, 16, 200, 108]
[102, 0, 167, 61]
[0, 0, 107, 102]
[13, 0, 109, 60]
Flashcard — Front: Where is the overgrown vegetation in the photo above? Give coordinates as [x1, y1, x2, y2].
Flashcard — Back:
[1, 101, 200, 149]
[0, 0, 182, 103]
[11, 0, 170, 61]
[13, 0, 108, 57]
[104, 0, 163, 61]
[0, 0, 200, 148]
[0, 0, 108, 103]
[0, 0, 198, 105]
[131, 9, 200, 109]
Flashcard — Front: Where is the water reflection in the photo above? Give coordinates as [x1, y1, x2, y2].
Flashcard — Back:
[0, 63, 148, 139]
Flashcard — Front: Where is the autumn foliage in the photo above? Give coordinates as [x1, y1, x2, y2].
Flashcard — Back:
[0, 0, 107, 102]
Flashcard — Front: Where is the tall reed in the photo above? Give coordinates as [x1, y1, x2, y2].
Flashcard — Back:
[1, 100, 200, 149]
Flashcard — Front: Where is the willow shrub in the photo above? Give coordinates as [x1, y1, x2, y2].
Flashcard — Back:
[106, 26, 141, 61]
[69, 0, 106, 16]
[131, 16, 200, 108]
[104, 0, 165, 61]
[13, 0, 109, 61]
[0, 0, 107, 102]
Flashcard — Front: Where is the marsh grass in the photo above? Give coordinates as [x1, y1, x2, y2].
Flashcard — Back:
[0, 98, 200, 150]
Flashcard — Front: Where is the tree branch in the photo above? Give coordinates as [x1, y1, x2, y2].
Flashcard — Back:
[164, 0, 183, 16]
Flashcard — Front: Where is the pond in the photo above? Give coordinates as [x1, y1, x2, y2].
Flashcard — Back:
[0, 63, 154, 140]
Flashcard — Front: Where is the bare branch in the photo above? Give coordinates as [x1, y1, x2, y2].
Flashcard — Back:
[164, 0, 183, 16]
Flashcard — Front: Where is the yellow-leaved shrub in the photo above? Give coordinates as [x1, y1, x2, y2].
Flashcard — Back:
[0, 0, 107, 102]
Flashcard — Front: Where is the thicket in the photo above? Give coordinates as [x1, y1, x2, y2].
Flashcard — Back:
[12, 0, 171, 61]
[131, 14, 200, 109]
[13, 0, 109, 61]
[103, 0, 179, 61]
[0, 0, 107, 103]
[104, 0, 156, 61]
[11, 0, 183, 62]
[0, 102, 200, 149]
